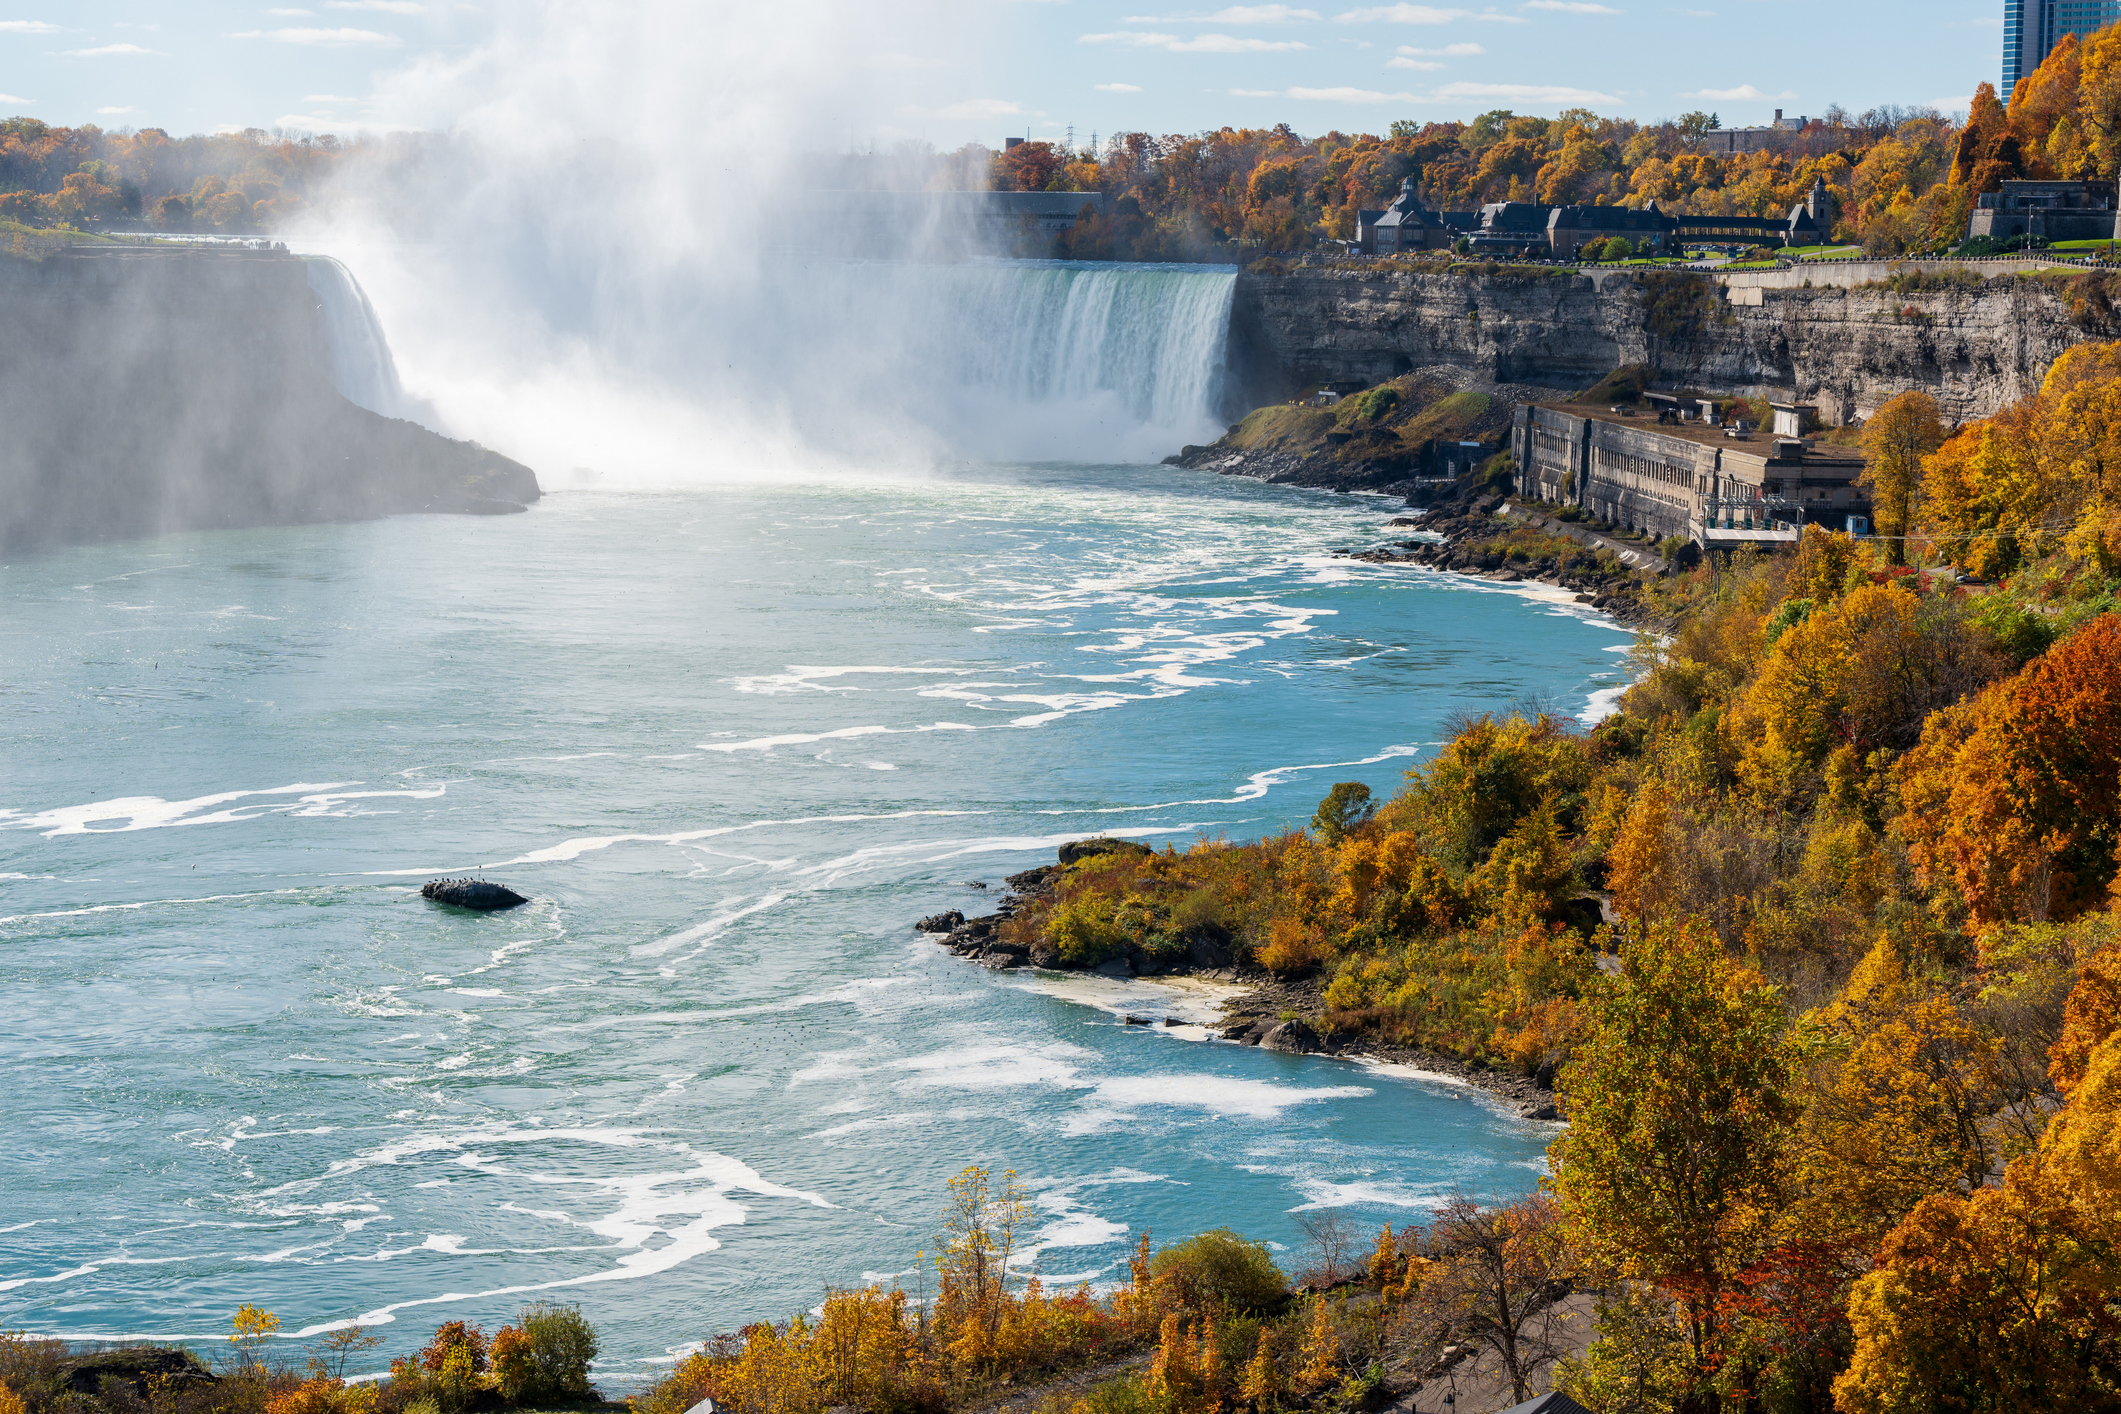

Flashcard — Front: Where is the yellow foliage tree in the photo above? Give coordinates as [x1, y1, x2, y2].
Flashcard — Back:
[1237, 1328, 1280, 1407]
[1296, 1300, 1339, 1390]
[1860, 391, 1946, 564]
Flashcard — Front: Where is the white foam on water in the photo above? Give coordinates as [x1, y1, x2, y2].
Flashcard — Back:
[1087, 1075, 1372, 1119]
[0, 782, 447, 837]
[891, 1040, 1095, 1092]
[1287, 1176, 1454, 1213]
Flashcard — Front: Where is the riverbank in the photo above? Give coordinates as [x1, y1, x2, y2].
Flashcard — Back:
[917, 844, 1562, 1121]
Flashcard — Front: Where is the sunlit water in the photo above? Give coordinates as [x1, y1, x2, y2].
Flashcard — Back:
[0, 465, 1632, 1381]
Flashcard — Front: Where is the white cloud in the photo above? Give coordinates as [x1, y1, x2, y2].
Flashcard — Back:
[1388, 56, 1443, 67]
[96, 104, 135, 113]
[1228, 87, 1281, 95]
[1125, 4, 1321, 17]
[1680, 83, 1796, 101]
[62, 42, 157, 55]
[1336, 4, 1527, 20]
[1174, 31, 1308, 47]
[229, 25, 400, 44]
[324, 0, 425, 10]
[272, 111, 389, 130]
[1095, 81, 1144, 91]
[1525, 0, 1623, 11]
[0, 19, 59, 32]
[1932, 94, 1974, 112]
[904, 97, 1024, 120]
[1430, 79, 1618, 102]
[1287, 85, 1412, 101]
[302, 93, 363, 102]
[0, 92, 34, 103]
[1080, 28, 1307, 48]
[1399, 40, 1485, 52]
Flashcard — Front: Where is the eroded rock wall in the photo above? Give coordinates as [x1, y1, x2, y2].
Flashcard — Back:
[1231, 266, 2092, 424]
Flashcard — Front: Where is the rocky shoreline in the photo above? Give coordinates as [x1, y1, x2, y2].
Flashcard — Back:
[1334, 500, 1675, 635]
[915, 841, 1560, 1121]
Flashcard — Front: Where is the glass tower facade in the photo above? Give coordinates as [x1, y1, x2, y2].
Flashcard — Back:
[2006, 0, 2121, 95]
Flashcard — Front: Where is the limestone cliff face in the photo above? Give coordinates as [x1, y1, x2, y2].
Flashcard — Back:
[1229, 266, 2099, 424]
[0, 246, 538, 553]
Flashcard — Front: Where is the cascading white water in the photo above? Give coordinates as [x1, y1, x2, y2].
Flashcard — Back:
[303, 255, 414, 421]
[914, 262, 1237, 432]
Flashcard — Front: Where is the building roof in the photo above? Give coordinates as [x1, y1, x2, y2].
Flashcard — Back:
[1548, 204, 1671, 233]
[1529, 401, 1867, 469]
[1480, 201, 1556, 232]
[1494, 1393, 1595, 1414]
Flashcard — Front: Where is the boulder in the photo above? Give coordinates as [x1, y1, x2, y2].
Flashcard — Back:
[57, 1350, 215, 1400]
[1260, 1018, 1323, 1054]
[1058, 837, 1153, 867]
[1093, 955, 1134, 978]
[1185, 924, 1234, 969]
[915, 909, 965, 934]
[421, 878, 528, 911]
[977, 952, 1021, 970]
[1524, 1101, 1561, 1121]
[1029, 944, 1064, 970]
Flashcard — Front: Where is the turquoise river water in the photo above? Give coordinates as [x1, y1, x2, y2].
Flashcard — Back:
[0, 464, 1633, 1382]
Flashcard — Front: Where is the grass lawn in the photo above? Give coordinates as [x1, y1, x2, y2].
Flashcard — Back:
[2048, 239, 2117, 252]
[1787, 244, 1862, 258]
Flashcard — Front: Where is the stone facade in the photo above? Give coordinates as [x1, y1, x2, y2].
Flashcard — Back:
[1511, 403, 1871, 547]
[1968, 180, 2120, 243]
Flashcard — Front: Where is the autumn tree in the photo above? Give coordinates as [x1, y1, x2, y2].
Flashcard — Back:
[1834, 997, 2121, 1411]
[1900, 613, 2121, 925]
[1860, 391, 1946, 564]
[1404, 1195, 1573, 1404]
[1550, 918, 1798, 1399]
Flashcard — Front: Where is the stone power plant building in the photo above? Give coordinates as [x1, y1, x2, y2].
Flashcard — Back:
[1967, 179, 2121, 243]
[1510, 399, 1872, 548]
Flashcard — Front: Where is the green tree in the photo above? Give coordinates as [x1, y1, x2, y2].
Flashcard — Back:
[1549, 918, 1799, 1405]
[1311, 781, 1376, 845]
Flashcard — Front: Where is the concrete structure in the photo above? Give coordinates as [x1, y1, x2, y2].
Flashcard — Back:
[2006, 0, 2121, 95]
[1512, 401, 1871, 547]
[1967, 179, 2119, 243]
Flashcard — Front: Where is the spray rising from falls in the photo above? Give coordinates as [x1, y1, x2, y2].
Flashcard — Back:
[342, 248, 1242, 476]
[304, 255, 415, 422]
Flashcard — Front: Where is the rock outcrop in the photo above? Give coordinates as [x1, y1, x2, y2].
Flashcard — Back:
[1230, 264, 2102, 425]
[422, 878, 529, 911]
[0, 245, 539, 553]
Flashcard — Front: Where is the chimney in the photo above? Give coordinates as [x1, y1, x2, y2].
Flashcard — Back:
[1773, 108, 1782, 123]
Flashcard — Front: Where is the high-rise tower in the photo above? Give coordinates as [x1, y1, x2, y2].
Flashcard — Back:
[2006, 0, 2121, 96]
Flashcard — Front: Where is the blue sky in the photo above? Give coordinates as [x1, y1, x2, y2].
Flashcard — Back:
[2, 1, 2006, 148]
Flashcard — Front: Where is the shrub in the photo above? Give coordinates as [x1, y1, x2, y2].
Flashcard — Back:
[1151, 1230, 1288, 1314]
[491, 1303, 598, 1405]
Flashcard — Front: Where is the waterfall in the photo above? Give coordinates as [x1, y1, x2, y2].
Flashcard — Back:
[919, 261, 1237, 431]
[767, 258, 1241, 461]
[302, 255, 412, 421]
